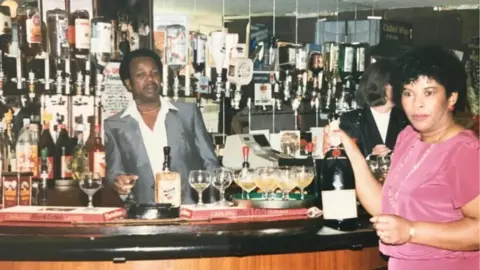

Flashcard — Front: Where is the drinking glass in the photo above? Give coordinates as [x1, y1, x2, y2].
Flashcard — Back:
[211, 168, 233, 206]
[377, 153, 392, 183]
[255, 167, 277, 200]
[79, 172, 102, 208]
[234, 168, 257, 199]
[294, 166, 314, 200]
[119, 174, 137, 208]
[188, 170, 211, 206]
[276, 166, 296, 200]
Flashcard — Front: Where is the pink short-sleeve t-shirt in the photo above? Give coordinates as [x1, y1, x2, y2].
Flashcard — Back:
[381, 125, 480, 270]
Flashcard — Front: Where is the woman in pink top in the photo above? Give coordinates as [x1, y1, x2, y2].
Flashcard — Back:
[332, 45, 479, 269]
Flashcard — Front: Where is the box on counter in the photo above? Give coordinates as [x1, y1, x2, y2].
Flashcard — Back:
[0, 206, 127, 223]
[1, 172, 33, 209]
[180, 205, 308, 220]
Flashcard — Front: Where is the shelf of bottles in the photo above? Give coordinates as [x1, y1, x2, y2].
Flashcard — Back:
[0, 0, 120, 186]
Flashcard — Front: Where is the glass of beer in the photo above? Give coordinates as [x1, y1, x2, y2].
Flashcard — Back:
[234, 168, 257, 199]
[294, 166, 314, 200]
[276, 166, 296, 200]
[254, 167, 277, 200]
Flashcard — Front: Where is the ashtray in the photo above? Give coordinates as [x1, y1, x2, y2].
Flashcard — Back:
[127, 203, 180, 220]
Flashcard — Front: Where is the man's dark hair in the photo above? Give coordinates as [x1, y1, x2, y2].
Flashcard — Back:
[355, 59, 399, 108]
[393, 45, 467, 112]
[119, 48, 163, 89]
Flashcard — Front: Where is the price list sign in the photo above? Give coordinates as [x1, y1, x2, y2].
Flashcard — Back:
[101, 62, 132, 123]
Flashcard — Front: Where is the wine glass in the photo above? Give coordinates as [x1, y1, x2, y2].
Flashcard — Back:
[119, 174, 137, 208]
[188, 170, 211, 206]
[276, 166, 296, 200]
[211, 168, 233, 206]
[79, 172, 103, 208]
[294, 166, 314, 200]
[234, 168, 257, 199]
[255, 167, 277, 200]
[377, 153, 392, 183]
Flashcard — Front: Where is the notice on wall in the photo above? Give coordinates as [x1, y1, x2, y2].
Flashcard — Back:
[101, 62, 132, 123]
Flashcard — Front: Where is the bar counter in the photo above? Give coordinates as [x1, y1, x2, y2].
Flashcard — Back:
[0, 184, 386, 270]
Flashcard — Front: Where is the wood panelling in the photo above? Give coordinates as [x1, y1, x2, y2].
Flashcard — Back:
[0, 247, 386, 270]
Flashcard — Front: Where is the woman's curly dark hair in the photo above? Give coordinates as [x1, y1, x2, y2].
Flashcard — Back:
[393, 45, 467, 112]
[355, 59, 400, 108]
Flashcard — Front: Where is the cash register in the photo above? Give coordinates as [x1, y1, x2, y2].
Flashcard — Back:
[222, 134, 290, 169]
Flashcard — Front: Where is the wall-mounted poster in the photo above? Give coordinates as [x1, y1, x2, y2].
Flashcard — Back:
[101, 62, 132, 123]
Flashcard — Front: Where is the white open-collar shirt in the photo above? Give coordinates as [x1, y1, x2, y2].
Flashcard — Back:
[121, 96, 178, 175]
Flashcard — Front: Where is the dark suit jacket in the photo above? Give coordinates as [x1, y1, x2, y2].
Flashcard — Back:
[104, 101, 220, 205]
[340, 107, 409, 157]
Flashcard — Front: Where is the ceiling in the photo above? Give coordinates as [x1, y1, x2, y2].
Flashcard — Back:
[153, 0, 479, 16]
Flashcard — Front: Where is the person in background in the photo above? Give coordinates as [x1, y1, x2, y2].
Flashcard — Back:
[327, 45, 479, 269]
[104, 48, 220, 204]
[338, 59, 409, 157]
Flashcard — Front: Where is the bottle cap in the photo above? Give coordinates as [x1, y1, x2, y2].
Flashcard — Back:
[163, 146, 171, 156]
[242, 146, 249, 157]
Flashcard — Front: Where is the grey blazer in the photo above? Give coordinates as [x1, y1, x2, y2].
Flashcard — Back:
[104, 101, 220, 205]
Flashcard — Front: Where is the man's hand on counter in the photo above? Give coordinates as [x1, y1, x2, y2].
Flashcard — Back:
[114, 174, 139, 195]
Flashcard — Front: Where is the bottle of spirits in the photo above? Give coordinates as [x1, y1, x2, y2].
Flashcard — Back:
[46, 8, 69, 60]
[55, 123, 71, 183]
[90, 17, 112, 68]
[38, 121, 55, 180]
[38, 148, 48, 205]
[321, 113, 358, 231]
[17, 0, 42, 57]
[242, 146, 250, 168]
[68, 9, 90, 59]
[71, 124, 88, 180]
[155, 146, 181, 207]
[305, 142, 319, 199]
[89, 125, 105, 178]
[192, 31, 206, 76]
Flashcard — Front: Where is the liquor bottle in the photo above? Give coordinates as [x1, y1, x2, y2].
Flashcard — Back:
[38, 121, 55, 180]
[0, 6, 12, 50]
[71, 124, 88, 180]
[69, 9, 90, 59]
[155, 146, 181, 207]
[321, 113, 358, 231]
[305, 142, 319, 198]
[89, 125, 105, 178]
[192, 31, 206, 76]
[55, 123, 71, 182]
[16, 119, 35, 173]
[242, 146, 250, 168]
[17, 0, 42, 57]
[38, 148, 48, 205]
[46, 9, 69, 60]
[90, 17, 112, 68]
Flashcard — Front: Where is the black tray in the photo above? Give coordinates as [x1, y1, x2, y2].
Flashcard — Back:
[127, 203, 180, 220]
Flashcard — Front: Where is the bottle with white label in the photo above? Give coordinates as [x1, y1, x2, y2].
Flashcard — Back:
[321, 113, 358, 231]
[46, 9, 69, 60]
[69, 9, 90, 59]
[155, 146, 181, 207]
[17, 0, 42, 57]
[90, 16, 111, 68]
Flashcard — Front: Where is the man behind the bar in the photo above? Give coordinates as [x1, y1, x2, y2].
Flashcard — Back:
[104, 48, 220, 204]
